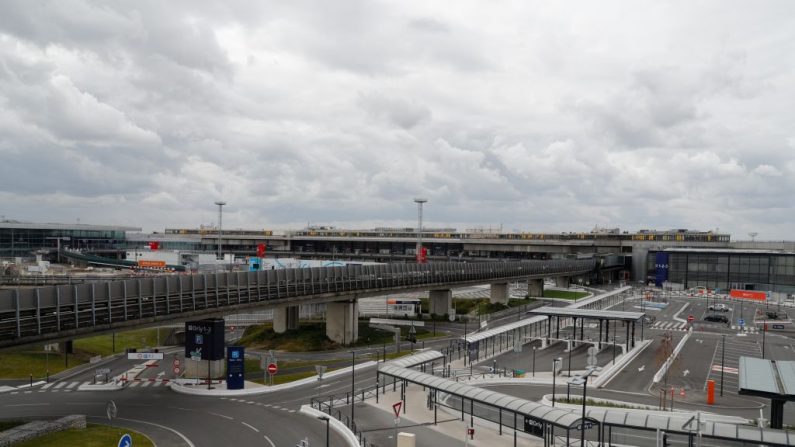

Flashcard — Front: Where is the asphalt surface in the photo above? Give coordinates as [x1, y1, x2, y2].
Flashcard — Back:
[3, 290, 795, 446]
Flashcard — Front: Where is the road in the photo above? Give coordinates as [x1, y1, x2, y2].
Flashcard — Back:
[3, 290, 795, 446]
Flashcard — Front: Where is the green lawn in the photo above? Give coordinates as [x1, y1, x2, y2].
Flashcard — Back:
[0, 328, 164, 379]
[239, 322, 432, 352]
[543, 290, 589, 300]
[14, 423, 153, 447]
[73, 328, 164, 357]
[0, 351, 88, 379]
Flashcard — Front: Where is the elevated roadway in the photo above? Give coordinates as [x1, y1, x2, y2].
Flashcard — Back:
[0, 259, 595, 348]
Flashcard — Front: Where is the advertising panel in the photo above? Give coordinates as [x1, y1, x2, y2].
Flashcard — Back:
[523, 415, 544, 436]
[654, 252, 669, 287]
[185, 318, 225, 360]
[137, 260, 166, 268]
[226, 346, 245, 390]
[729, 289, 767, 301]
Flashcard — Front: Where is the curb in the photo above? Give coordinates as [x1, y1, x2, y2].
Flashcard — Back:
[170, 361, 378, 397]
[299, 405, 359, 447]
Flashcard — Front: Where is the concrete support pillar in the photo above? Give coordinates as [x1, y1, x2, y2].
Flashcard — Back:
[555, 276, 571, 288]
[429, 289, 452, 316]
[527, 278, 544, 298]
[273, 306, 288, 334]
[286, 305, 299, 330]
[490, 282, 509, 305]
[326, 300, 359, 345]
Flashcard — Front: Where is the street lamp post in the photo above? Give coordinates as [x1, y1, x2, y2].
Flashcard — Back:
[350, 351, 356, 427]
[317, 415, 330, 447]
[532, 346, 536, 377]
[413, 198, 427, 263]
[569, 367, 598, 447]
[551, 358, 562, 407]
[214, 201, 226, 260]
[720, 334, 726, 396]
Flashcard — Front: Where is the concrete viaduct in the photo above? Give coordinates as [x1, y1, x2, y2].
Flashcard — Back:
[0, 259, 596, 348]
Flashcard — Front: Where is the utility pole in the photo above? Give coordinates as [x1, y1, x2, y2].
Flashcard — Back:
[214, 201, 226, 260]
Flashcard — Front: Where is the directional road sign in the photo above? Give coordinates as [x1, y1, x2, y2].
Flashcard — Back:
[118, 433, 132, 447]
[738, 318, 745, 326]
[96, 368, 111, 375]
[127, 352, 164, 360]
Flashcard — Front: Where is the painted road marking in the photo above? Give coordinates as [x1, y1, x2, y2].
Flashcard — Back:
[241, 422, 259, 433]
[54, 382, 67, 389]
[209, 412, 234, 420]
[66, 381, 79, 389]
[711, 365, 739, 374]
[264, 435, 276, 447]
[41, 383, 54, 390]
[129, 381, 141, 388]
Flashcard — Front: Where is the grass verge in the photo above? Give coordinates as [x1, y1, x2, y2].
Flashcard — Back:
[556, 398, 644, 409]
[543, 290, 589, 300]
[13, 423, 153, 447]
[0, 328, 163, 379]
[239, 322, 432, 352]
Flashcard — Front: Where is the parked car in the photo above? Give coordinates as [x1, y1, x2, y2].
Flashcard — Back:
[704, 314, 729, 323]
[708, 303, 730, 312]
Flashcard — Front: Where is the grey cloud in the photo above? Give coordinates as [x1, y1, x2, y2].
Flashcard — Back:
[358, 93, 431, 129]
[0, 1, 794, 239]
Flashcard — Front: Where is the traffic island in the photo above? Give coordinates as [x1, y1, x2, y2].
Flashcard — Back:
[3, 421, 154, 447]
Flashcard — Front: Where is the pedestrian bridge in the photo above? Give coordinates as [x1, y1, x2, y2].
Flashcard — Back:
[0, 259, 595, 348]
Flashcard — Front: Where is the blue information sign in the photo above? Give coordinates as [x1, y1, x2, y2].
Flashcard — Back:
[738, 319, 745, 326]
[226, 346, 245, 390]
[118, 433, 132, 447]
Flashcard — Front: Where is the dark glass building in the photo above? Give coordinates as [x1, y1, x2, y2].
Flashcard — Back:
[0, 221, 140, 258]
[647, 248, 795, 294]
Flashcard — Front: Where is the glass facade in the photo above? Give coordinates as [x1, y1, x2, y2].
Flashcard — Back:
[647, 250, 795, 294]
[0, 225, 129, 258]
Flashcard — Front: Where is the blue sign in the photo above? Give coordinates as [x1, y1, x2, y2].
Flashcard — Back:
[118, 433, 132, 447]
[738, 319, 745, 326]
[654, 252, 670, 287]
[226, 346, 245, 390]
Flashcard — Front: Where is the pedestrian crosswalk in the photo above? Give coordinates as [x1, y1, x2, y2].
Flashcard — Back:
[651, 321, 689, 331]
[730, 326, 759, 334]
[6, 379, 169, 395]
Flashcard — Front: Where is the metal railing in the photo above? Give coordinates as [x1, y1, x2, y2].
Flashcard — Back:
[0, 259, 596, 346]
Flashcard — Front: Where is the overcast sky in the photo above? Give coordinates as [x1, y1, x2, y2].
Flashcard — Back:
[1, 1, 793, 239]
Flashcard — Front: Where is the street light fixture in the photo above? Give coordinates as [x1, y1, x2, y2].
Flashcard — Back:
[551, 357, 562, 407]
[569, 366, 599, 447]
[413, 198, 427, 263]
[317, 415, 330, 447]
[214, 201, 226, 260]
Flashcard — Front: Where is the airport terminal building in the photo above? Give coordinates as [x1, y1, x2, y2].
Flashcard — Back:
[647, 248, 795, 295]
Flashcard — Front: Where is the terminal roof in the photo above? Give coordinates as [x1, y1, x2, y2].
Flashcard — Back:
[528, 306, 644, 321]
[739, 357, 795, 400]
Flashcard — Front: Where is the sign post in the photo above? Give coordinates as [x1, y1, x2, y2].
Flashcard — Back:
[392, 401, 402, 441]
[267, 363, 278, 386]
